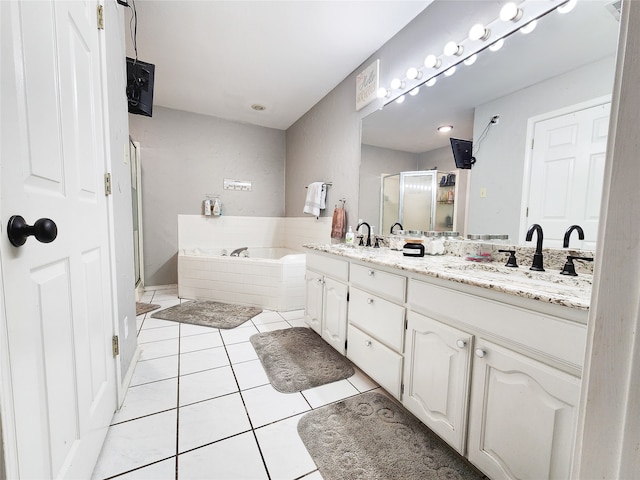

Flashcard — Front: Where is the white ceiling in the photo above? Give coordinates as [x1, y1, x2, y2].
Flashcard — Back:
[124, 0, 432, 130]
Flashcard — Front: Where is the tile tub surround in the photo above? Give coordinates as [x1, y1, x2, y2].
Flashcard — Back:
[304, 243, 592, 310]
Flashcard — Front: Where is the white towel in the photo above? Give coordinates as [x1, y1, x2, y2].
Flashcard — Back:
[303, 182, 326, 217]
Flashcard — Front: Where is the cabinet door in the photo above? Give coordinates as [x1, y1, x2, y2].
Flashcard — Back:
[468, 340, 581, 480]
[403, 312, 472, 454]
[304, 270, 323, 335]
[322, 277, 348, 354]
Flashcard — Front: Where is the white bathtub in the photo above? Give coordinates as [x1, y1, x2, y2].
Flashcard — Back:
[178, 247, 306, 311]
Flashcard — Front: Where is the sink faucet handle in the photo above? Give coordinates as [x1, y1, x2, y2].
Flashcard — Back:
[498, 249, 518, 268]
[560, 255, 594, 276]
[357, 235, 364, 246]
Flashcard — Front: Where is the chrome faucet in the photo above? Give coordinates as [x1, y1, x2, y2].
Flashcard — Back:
[525, 224, 545, 271]
[390, 222, 404, 234]
[356, 222, 372, 247]
[563, 225, 585, 248]
[230, 247, 248, 257]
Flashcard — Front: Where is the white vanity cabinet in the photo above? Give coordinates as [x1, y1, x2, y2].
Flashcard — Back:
[304, 253, 349, 354]
[403, 311, 472, 453]
[467, 340, 581, 480]
[347, 264, 406, 399]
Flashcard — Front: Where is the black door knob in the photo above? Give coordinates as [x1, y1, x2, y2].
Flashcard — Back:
[7, 215, 58, 247]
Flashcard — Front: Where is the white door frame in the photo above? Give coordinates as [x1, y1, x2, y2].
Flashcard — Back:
[518, 94, 612, 244]
[130, 139, 145, 299]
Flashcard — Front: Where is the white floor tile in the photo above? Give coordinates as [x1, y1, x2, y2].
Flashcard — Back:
[302, 379, 359, 409]
[140, 317, 178, 330]
[251, 310, 285, 326]
[255, 321, 291, 333]
[242, 384, 310, 428]
[180, 331, 223, 353]
[220, 324, 260, 345]
[178, 393, 251, 453]
[348, 367, 379, 392]
[138, 337, 179, 362]
[91, 410, 177, 479]
[130, 356, 179, 387]
[232, 359, 269, 391]
[179, 366, 238, 406]
[278, 309, 305, 321]
[178, 432, 268, 480]
[137, 325, 180, 344]
[180, 323, 219, 337]
[179, 346, 229, 375]
[112, 377, 178, 424]
[255, 414, 317, 480]
[287, 318, 308, 328]
[225, 342, 259, 364]
[109, 457, 176, 479]
[301, 471, 324, 479]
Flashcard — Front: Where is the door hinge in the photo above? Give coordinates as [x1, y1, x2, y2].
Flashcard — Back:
[112, 335, 119, 356]
[104, 172, 112, 195]
[97, 5, 104, 29]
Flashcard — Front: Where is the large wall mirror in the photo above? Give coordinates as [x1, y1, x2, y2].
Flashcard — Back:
[359, 0, 620, 247]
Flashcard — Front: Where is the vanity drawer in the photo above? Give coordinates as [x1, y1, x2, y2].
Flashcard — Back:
[306, 253, 348, 281]
[347, 324, 403, 399]
[350, 264, 406, 302]
[348, 287, 405, 352]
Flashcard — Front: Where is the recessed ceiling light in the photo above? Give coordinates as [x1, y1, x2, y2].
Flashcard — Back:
[251, 104, 266, 111]
[438, 125, 453, 133]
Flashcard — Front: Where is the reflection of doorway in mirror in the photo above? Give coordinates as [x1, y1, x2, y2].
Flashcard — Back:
[522, 98, 611, 248]
[380, 174, 400, 234]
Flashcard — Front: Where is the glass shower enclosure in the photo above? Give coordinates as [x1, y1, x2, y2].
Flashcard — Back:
[380, 170, 438, 234]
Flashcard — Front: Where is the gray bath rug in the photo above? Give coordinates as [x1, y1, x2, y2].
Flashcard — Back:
[136, 302, 161, 316]
[298, 391, 485, 480]
[151, 300, 262, 329]
[250, 327, 355, 393]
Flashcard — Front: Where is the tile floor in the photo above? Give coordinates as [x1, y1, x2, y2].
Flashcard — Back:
[92, 285, 380, 480]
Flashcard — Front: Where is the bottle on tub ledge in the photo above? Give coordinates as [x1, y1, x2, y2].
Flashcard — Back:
[204, 198, 212, 216]
[212, 197, 222, 216]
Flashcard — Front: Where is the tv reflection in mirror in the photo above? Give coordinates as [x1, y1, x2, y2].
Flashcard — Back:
[450, 138, 474, 169]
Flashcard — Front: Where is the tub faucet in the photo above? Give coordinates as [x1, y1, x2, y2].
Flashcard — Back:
[390, 222, 404, 234]
[563, 225, 585, 248]
[230, 247, 248, 257]
[525, 224, 545, 271]
[356, 222, 372, 247]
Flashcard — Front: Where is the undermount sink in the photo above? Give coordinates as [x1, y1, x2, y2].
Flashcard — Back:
[439, 261, 593, 290]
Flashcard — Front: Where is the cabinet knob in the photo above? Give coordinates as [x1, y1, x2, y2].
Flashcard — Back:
[367, 298, 374, 304]
[365, 340, 372, 347]
[368, 270, 375, 276]
[475, 348, 486, 358]
[456, 339, 467, 348]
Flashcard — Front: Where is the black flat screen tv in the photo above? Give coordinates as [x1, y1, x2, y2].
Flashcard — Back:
[126, 57, 155, 117]
[450, 138, 474, 169]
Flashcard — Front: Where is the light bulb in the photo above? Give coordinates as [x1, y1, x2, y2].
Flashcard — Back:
[395, 95, 405, 104]
[444, 66, 456, 77]
[390, 78, 405, 90]
[464, 54, 478, 66]
[520, 20, 537, 34]
[444, 41, 463, 57]
[376, 87, 390, 98]
[469, 24, 490, 41]
[437, 125, 453, 133]
[557, 0, 576, 14]
[406, 67, 422, 80]
[424, 54, 441, 69]
[426, 77, 437, 87]
[500, 2, 523, 22]
[489, 39, 504, 52]
[409, 87, 420, 96]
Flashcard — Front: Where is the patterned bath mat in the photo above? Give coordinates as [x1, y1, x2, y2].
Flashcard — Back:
[298, 391, 485, 480]
[151, 300, 262, 329]
[136, 302, 161, 316]
[250, 327, 354, 393]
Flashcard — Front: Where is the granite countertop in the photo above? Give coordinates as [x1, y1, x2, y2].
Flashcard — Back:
[304, 243, 592, 311]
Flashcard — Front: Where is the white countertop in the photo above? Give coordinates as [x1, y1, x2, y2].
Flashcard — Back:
[304, 244, 592, 311]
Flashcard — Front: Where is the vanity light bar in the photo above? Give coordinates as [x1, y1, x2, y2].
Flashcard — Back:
[377, 0, 567, 107]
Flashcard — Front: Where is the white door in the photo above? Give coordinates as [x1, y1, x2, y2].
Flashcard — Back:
[525, 102, 610, 248]
[1, 1, 117, 478]
[403, 312, 472, 454]
[321, 277, 348, 354]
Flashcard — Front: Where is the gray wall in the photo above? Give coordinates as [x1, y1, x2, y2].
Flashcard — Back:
[129, 107, 285, 285]
[467, 56, 616, 241]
